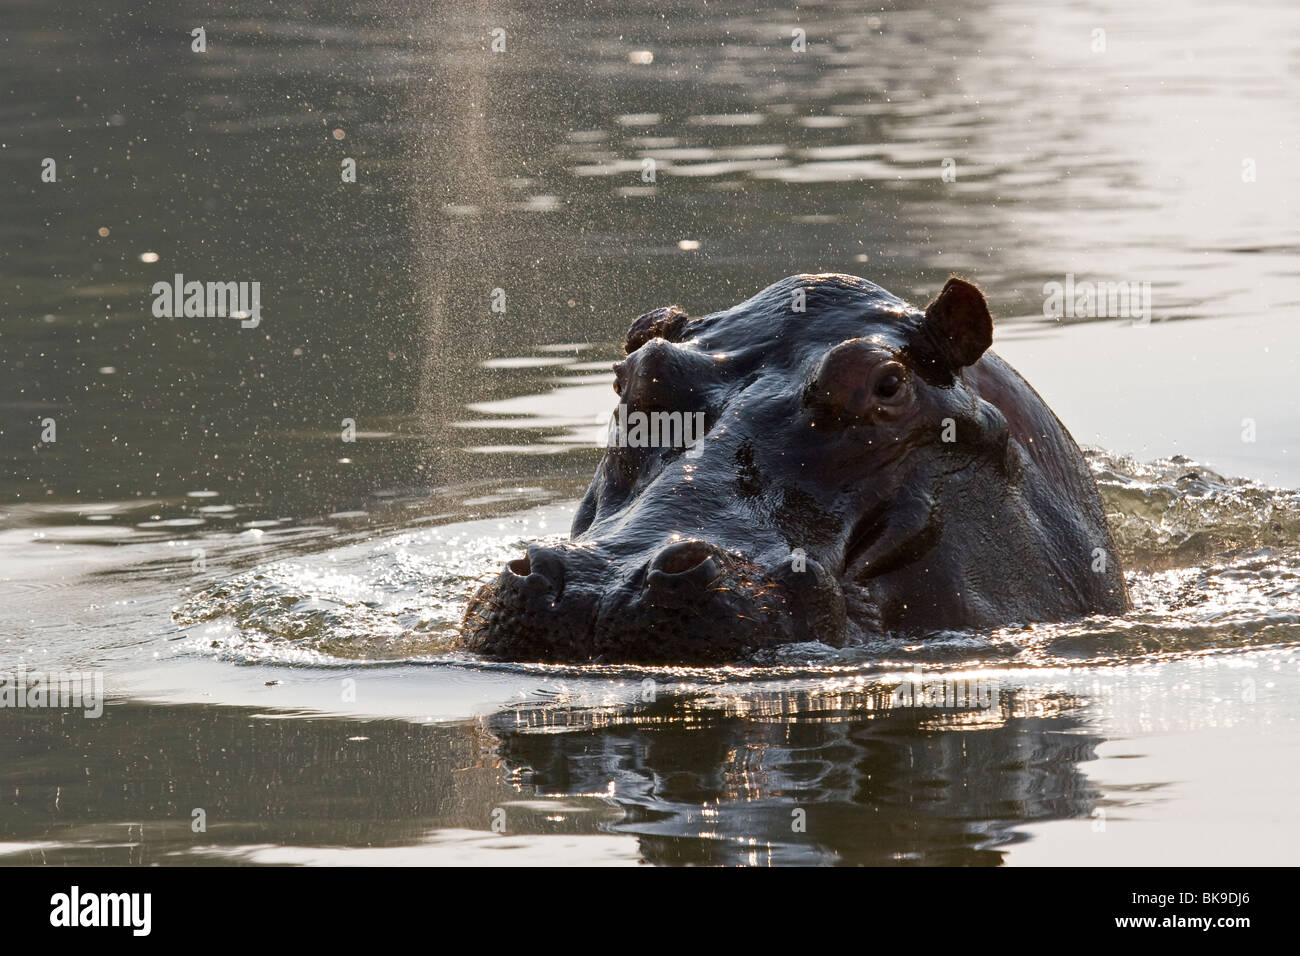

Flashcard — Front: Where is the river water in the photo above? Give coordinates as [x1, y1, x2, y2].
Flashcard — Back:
[1, 0, 1298, 864]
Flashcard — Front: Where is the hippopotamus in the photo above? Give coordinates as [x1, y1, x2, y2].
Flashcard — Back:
[463, 274, 1129, 664]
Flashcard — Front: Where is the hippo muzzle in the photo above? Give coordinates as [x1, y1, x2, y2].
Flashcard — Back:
[464, 536, 849, 664]
[463, 274, 1129, 664]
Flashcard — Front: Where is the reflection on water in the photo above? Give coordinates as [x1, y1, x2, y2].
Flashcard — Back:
[3, 651, 1297, 866]
[0, 681, 1099, 866]
[494, 683, 1099, 866]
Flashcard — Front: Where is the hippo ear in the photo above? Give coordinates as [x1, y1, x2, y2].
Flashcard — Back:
[624, 306, 689, 354]
[920, 277, 993, 370]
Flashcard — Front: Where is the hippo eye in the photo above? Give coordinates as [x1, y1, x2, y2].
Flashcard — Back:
[874, 372, 902, 398]
[870, 362, 908, 403]
[806, 341, 915, 425]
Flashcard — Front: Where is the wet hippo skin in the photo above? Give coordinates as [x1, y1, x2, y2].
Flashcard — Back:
[463, 274, 1129, 664]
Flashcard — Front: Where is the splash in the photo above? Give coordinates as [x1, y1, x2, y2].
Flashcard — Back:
[173, 451, 1300, 673]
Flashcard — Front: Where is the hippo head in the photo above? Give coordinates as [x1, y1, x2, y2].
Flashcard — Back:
[463, 273, 1125, 664]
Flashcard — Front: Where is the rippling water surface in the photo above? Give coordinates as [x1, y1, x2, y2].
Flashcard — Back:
[167, 452, 1300, 673]
[2, 0, 1299, 864]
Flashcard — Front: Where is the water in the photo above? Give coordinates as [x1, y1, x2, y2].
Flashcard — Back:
[2, 0, 1299, 865]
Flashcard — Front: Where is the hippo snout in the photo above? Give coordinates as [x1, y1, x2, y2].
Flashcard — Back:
[462, 539, 844, 664]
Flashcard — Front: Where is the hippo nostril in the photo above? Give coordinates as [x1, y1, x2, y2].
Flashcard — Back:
[645, 540, 725, 595]
[652, 540, 717, 575]
[503, 546, 565, 598]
